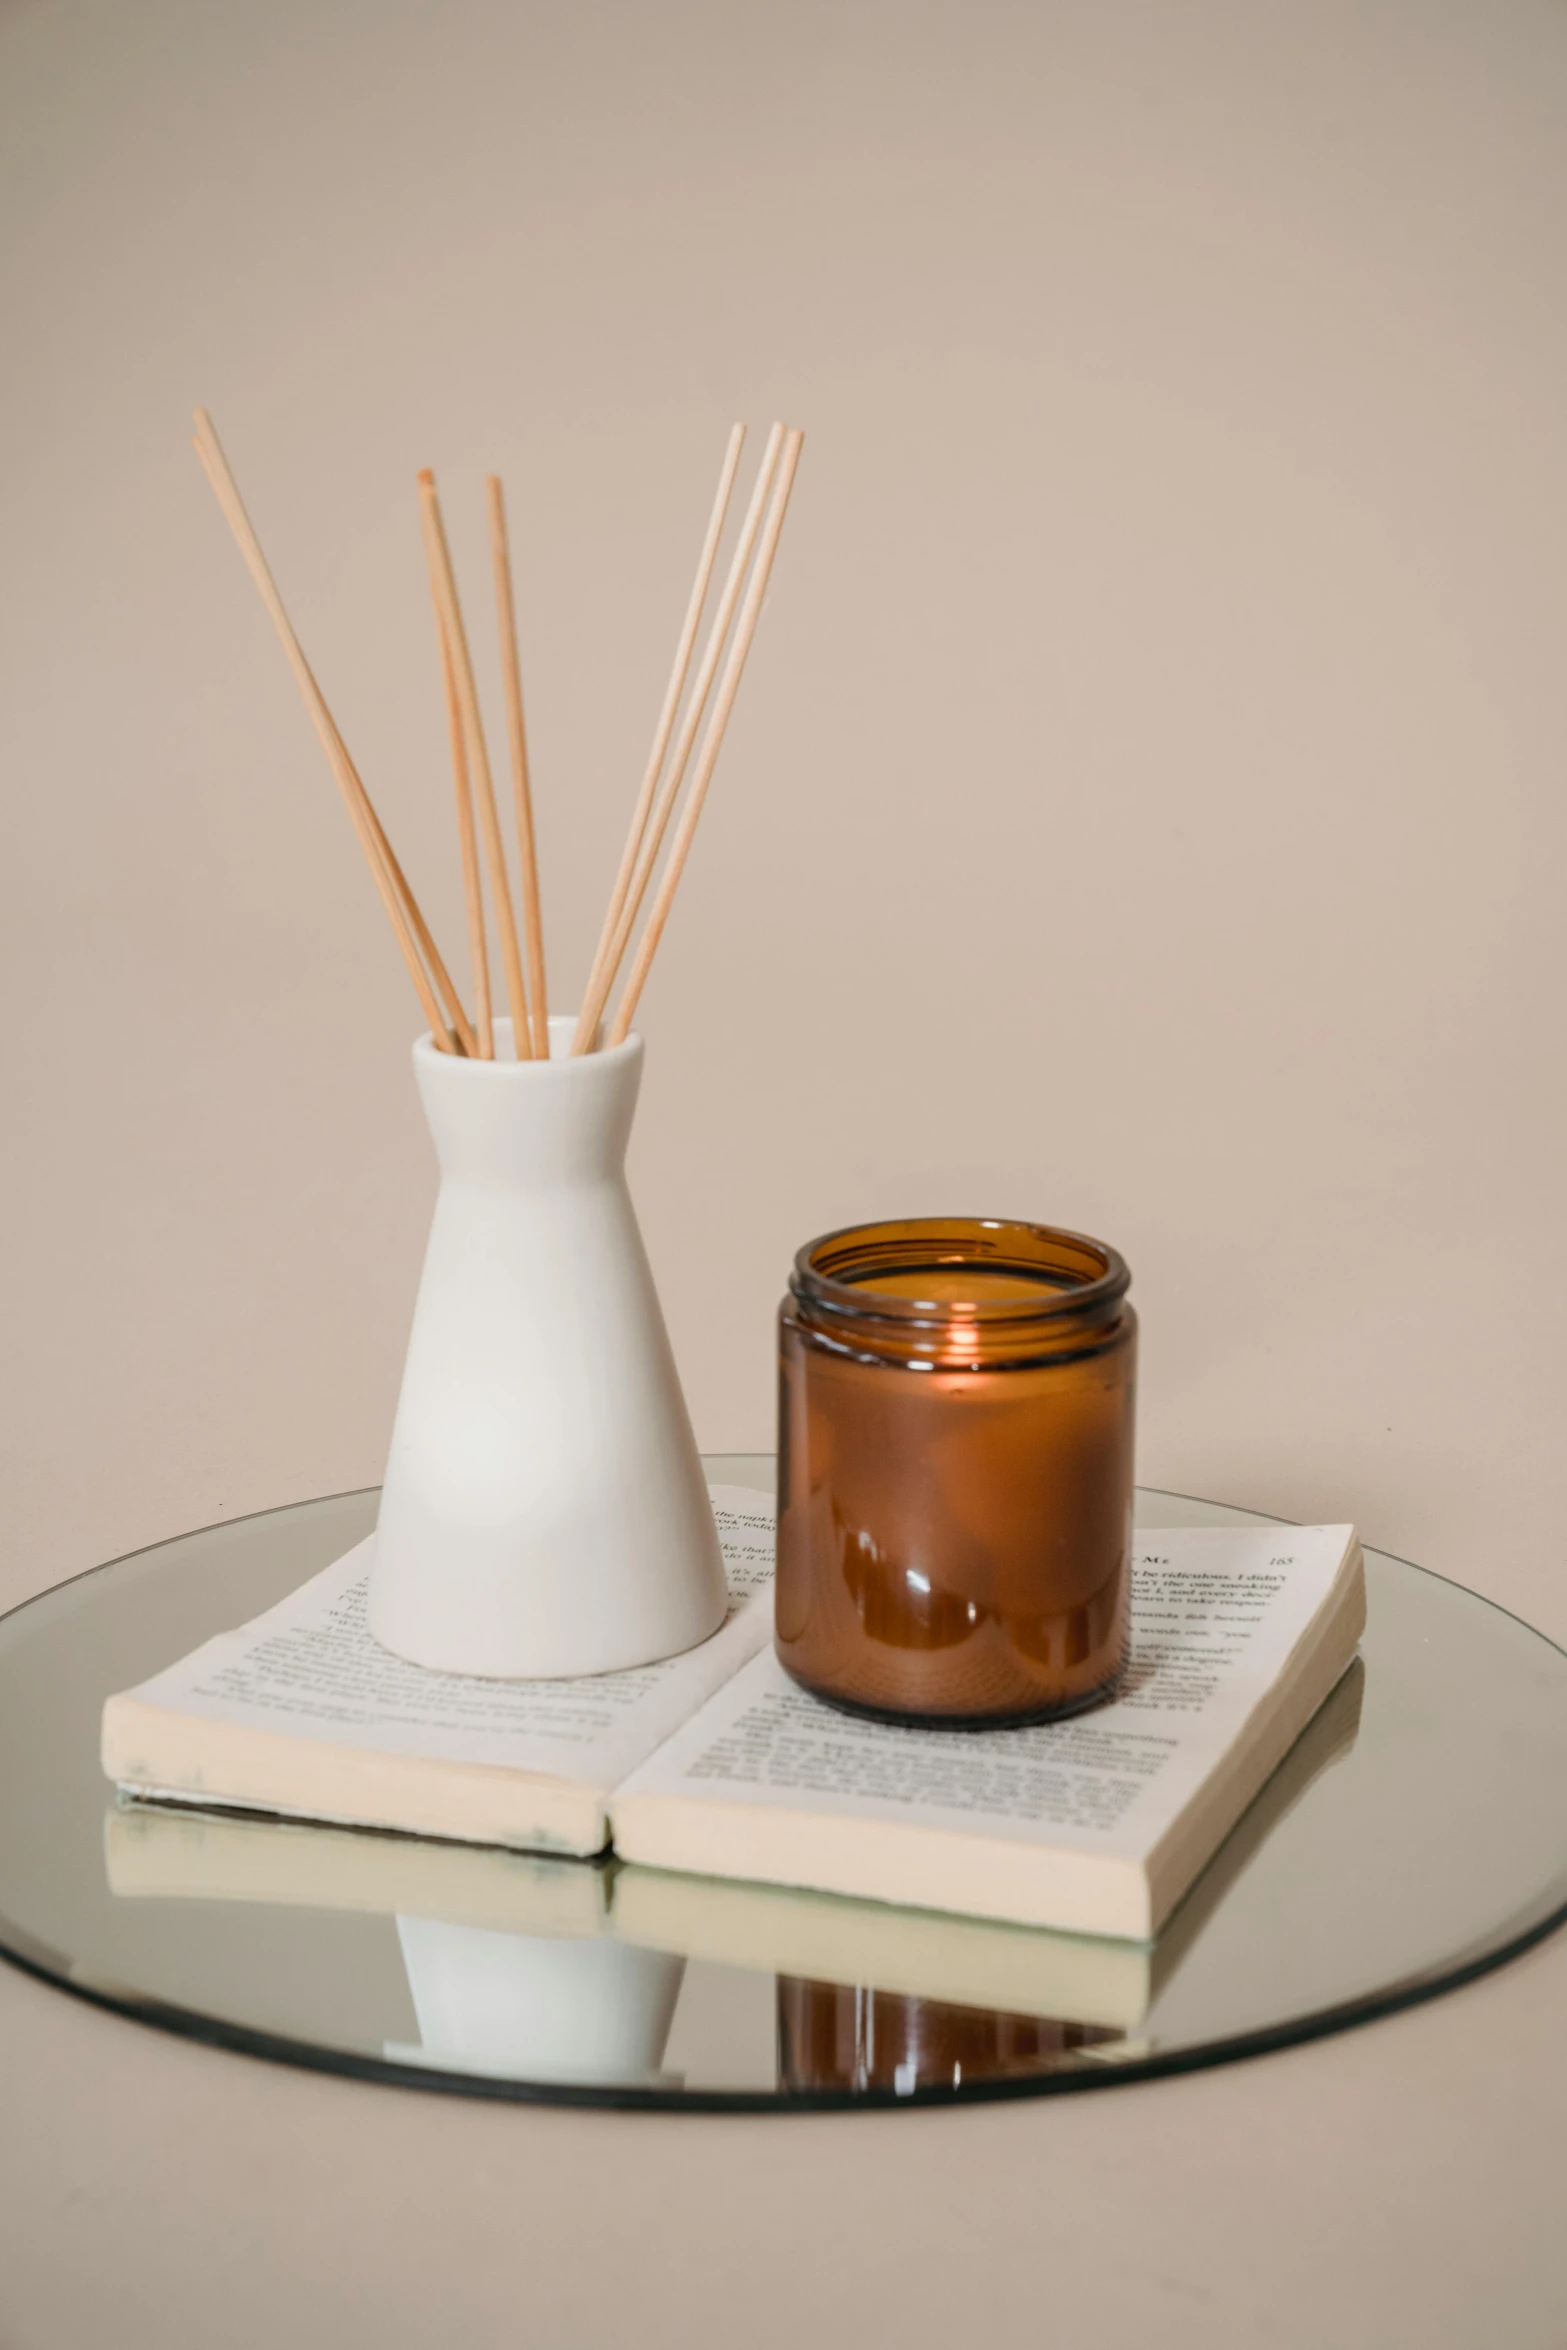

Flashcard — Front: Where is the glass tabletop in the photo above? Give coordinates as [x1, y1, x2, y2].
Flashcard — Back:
[1, 1458, 1565, 2109]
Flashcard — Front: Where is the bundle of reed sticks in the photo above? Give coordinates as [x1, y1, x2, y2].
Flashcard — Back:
[193, 412, 804, 1057]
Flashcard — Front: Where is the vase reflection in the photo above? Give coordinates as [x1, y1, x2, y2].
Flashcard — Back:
[389, 1914, 686, 2088]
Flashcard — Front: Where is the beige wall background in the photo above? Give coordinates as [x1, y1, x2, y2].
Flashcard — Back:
[4, 0, 1565, 1626]
[2, 5, 1567, 2346]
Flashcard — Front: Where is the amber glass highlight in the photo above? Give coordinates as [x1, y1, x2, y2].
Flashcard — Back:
[776, 1217, 1135, 1727]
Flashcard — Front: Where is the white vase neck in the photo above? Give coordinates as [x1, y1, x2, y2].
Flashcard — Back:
[412, 1015, 644, 1187]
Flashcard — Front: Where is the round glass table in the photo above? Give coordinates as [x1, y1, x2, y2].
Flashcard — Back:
[1, 1459, 1565, 2110]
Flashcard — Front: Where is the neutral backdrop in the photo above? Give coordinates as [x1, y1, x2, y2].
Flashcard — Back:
[2, 2, 1565, 2345]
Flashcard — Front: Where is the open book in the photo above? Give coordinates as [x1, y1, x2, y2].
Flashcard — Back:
[102, 1490, 1364, 1942]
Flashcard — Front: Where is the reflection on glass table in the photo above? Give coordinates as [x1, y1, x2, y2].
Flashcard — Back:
[0, 1463, 1564, 2107]
[391, 1918, 686, 2090]
[102, 1654, 1360, 2096]
[101, 1654, 1362, 2096]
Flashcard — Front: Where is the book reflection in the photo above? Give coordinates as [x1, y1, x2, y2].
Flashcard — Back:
[102, 1660, 1361, 2094]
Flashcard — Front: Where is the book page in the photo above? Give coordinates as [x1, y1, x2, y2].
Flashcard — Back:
[109, 1488, 775, 1797]
[612, 1525, 1361, 1867]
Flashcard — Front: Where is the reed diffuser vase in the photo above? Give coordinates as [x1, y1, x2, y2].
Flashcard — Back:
[193, 408, 803, 1681]
[369, 1017, 728, 1678]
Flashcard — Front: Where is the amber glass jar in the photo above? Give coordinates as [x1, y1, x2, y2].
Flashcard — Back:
[776, 1217, 1135, 1727]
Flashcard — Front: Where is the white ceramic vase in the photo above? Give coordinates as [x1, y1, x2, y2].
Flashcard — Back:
[368, 1015, 728, 1678]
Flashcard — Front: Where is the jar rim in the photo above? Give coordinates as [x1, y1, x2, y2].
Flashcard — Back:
[791, 1216, 1130, 1331]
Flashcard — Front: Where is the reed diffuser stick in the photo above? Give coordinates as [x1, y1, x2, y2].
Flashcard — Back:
[193, 417, 472, 1051]
[572, 422, 785, 1054]
[335, 747, 477, 1056]
[607, 427, 804, 1047]
[486, 477, 550, 1058]
[572, 424, 746, 1051]
[192, 415, 473, 1054]
[418, 471, 533, 1057]
[197, 410, 800, 1063]
[435, 603, 493, 1058]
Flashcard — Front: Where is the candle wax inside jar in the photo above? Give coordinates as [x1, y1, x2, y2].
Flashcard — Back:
[845, 1268, 1070, 1306]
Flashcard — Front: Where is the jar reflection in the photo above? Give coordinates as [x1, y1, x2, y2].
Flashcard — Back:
[777, 1977, 1121, 2093]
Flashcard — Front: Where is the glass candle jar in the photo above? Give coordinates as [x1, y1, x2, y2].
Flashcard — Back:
[775, 1217, 1136, 1727]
